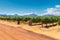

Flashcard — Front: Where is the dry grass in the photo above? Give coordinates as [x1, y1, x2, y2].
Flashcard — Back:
[0, 20, 60, 40]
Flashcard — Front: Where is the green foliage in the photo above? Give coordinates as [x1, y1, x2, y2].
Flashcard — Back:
[58, 20, 60, 25]
[0, 16, 60, 26]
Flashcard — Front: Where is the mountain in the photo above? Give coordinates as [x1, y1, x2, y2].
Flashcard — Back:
[43, 14, 55, 16]
[24, 14, 37, 16]
[29, 14, 37, 16]
[0, 14, 7, 16]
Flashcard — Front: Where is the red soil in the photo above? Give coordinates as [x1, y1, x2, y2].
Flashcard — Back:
[0, 23, 57, 40]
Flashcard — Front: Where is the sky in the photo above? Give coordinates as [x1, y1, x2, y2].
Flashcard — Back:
[0, 0, 60, 16]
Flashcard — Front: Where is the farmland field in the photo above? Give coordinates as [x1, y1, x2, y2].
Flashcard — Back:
[0, 16, 60, 40]
[1, 0, 60, 40]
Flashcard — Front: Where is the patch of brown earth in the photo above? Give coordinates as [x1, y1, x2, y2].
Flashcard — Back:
[0, 23, 57, 40]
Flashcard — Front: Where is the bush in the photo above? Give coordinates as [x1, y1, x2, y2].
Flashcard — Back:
[58, 20, 60, 25]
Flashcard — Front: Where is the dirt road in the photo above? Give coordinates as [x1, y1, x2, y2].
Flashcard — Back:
[0, 23, 57, 40]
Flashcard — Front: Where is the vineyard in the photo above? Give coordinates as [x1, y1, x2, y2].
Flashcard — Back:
[0, 16, 60, 28]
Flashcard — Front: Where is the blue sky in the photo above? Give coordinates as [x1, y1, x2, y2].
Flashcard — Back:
[0, 0, 60, 15]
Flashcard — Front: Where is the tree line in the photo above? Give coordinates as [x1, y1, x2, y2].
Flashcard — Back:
[0, 16, 60, 28]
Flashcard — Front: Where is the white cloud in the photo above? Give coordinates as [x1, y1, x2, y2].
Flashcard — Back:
[56, 5, 60, 8]
[41, 5, 60, 16]
[46, 8, 55, 14]
[18, 5, 60, 16]
[19, 12, 33, 16]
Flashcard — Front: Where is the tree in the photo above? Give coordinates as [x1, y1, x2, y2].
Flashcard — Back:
[58, 20, 60, 25]
[16, 17, 22, 25]
[42, 17, 50, 28]
[28, 19, 32, 26]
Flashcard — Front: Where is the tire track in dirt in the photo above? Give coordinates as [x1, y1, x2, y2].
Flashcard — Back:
[0, 25, 20, 40]
[0, 23, 57, 40]
[0, 30, 16, 40]
[0, 24, 40, 40]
